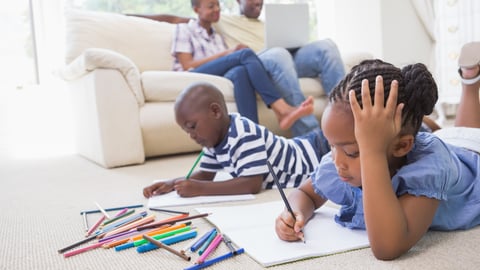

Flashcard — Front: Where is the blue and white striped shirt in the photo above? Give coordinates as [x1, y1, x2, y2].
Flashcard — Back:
[200, 113, 323, 189]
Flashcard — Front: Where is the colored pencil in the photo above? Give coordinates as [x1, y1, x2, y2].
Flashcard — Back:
[143, 234, 191, 261]
[58, 234, 97, 254]
[196, 234, 223, 264]
[101, 208, 133, 226]
[267, 161, 305, 243]
[80, 204, 143, 215]
[94, 201, 111, 219]
[102, 214, 155, 238]
[63, 241, 108, 258]
[186, 151, 204, 179]
[137, 213, 208, 231]
[149, 207, 189, 215]
[184, 248, 245, 270]
[82, 212, 89, 232]
[85, 215, 106, 237]
[137, 230, 198, 253]
[198, 229, 217, 255]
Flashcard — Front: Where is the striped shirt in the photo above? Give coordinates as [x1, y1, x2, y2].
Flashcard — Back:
[200, 113, 322, 189]
[171, 19, 228, 71]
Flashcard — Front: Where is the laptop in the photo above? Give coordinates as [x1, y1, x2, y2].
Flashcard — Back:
[263, 3, 310, 50]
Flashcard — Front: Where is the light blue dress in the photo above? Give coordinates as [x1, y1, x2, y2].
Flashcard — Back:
[311, 132, 480, 231]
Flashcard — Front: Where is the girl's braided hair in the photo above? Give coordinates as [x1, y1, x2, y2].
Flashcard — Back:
[329, 59, 438, 135]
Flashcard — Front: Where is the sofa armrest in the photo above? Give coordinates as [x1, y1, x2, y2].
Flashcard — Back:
[67, 69, 145, 168]
[60, 48, 145, 106]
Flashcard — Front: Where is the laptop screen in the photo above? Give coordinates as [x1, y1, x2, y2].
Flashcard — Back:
[264, 3, 310, 50]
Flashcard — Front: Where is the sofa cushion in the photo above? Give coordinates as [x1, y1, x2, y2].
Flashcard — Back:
[64, 9, 174, 72]
[141, 71, 235, 102]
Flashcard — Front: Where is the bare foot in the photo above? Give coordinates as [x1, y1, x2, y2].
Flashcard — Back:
[279, 96, 314, 130]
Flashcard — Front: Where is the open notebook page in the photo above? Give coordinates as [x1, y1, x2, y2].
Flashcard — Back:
[196, 201, 369, 267]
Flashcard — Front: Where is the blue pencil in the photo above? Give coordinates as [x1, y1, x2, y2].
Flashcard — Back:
[80, 204, 143, 215]
[191, 228, 216, 252]
[184, 248, 245, 270]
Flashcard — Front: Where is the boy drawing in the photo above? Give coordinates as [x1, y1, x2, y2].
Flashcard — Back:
[143, 82, 330, 198]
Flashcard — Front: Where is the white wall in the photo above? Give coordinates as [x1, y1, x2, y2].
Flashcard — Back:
[316, 0, 434, 69]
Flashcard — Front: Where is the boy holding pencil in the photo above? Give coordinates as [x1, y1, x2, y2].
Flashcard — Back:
[143, 82, 330, 198]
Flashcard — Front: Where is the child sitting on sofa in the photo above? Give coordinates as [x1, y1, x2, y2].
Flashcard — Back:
[143, 81, 331, 198]
[275, 43, 480, 260]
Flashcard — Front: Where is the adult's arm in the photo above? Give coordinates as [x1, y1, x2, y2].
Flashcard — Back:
[126, 13, 191, 24]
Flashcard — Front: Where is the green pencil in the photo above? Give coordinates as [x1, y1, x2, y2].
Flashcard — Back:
[185, 151, 204, 179]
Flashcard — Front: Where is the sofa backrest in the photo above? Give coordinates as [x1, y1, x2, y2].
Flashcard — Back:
[64, 9, 174, 72]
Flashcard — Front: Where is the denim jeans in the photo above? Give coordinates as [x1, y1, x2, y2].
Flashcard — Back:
[258, 39, 345, 136]
[191, 48, 281, 123]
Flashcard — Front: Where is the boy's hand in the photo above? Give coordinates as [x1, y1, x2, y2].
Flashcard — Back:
[349, 76, 403, 154]
[174, 179, 204, 197]
[275, 209, 305, 242]
[142, 180, 175, 198]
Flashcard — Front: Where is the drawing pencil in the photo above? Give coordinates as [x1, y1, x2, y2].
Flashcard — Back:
[191, 228, 215, 252]
[136, 230, 198, 253]
[82, 212, 89, 232]
[196, 234, 223, 264]
[102, 208, 134, 226]
[143, 234, 191, 261]
[267, 161, 305, 243]
[115, 226, 192, 251]
[58, 234, 97, 254]
[184, 248, 245, 270]
[85, 215, 106, 237]
[186, 151, 204, 179]
[149, 207, 189, 215]
[198, 229, 217, 255]
[63, 241, 108, 258]
[102, 214, 155, 238]
[137, 213, 209, 231]
[94, 201, 111, 219]
[79, 204, 143, 215]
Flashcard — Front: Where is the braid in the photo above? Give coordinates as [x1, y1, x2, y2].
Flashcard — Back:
[401, 63, 438, 133]
[329, 59, 438, 135]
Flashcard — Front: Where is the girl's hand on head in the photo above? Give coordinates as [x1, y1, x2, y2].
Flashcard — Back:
[275, 209, 305, 242]
[349, 76, 404, 154]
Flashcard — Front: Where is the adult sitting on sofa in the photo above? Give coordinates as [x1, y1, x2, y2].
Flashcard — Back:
[130, 0, 349, 137]
[60, 9, 371, 168]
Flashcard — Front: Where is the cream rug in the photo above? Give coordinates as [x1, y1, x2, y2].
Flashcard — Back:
[2, 152, 480, 270]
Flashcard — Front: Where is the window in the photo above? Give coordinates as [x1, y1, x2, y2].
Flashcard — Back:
[1, 0, 38, 89]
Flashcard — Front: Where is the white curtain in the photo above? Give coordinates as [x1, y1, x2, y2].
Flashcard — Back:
[411, 0, 480, 123]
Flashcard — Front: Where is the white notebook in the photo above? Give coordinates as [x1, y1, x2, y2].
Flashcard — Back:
[196, 201, 370, 267]
[147, 191, 255, 208]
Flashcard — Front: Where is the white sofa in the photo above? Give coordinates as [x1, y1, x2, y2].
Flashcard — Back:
[60, 9, 371, 168]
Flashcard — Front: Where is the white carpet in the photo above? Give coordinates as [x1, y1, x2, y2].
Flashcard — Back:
[2, 153, 480, 270]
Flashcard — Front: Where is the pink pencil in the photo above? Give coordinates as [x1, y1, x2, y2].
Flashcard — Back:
[63, 241, 109, 258]
[196, 234, 223, 264]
